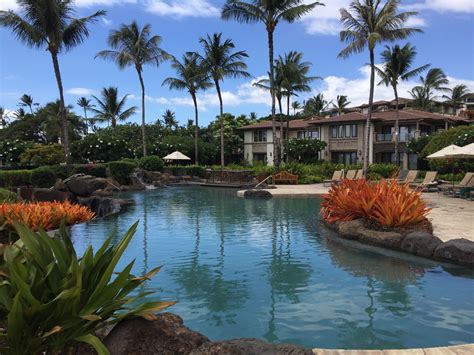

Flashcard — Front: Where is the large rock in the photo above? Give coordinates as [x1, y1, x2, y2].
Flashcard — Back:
[434, 238, 474, 267]
[401, 232, 442, 258]
[337, 219, 364, 240]
[191, 339, 312, 355]
[357, 227, 404, 250]
[104, 313, 209, 355]
[65, 174, 109, 197]
[32, 188, 75, 203]
[243, 189, 272, 199]
[76, 196, 132, 217]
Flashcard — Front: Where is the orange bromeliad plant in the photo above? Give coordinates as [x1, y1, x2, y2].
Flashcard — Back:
[0, 201, 95, 231]
[321, 179, 430, 227]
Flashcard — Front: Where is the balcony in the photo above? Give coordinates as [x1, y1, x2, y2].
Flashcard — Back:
[375, 132, 415, 142]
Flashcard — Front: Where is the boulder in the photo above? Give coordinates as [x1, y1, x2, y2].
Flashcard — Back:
[77, 196, 121, 217]
[243, 189, 273, 199]
[401, 232, 442, 258]
[32, 188, 76, 203]
[65, 174, 109, 197]
[54, 180, 68, 192]
[337, 219, 364, 240]
[357, 227, 404, 250]
[92, 189, 114, 197]
[104, 313, 209, 355]
[191, 338, 312, 355]
[434, 238, 474, 267]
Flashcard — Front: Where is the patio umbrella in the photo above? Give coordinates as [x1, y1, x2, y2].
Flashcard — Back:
[445, 143, 474, 159]
[426, 144, 460, 159]
[163, 151, 191, 161]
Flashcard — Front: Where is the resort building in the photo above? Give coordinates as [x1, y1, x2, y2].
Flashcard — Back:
[240, 109, 472, 168]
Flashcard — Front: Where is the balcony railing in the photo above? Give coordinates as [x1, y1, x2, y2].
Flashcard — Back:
[376, 132, 415, 142]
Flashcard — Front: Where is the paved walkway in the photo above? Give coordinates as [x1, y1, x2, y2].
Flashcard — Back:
[237, 184, 474, 242]
[312, 344, 474, 354]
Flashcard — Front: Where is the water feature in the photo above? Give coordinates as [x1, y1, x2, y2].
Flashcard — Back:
[70, 187, 474, 350]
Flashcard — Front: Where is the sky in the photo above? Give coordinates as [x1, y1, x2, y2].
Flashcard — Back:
[1, 0, 473, 127]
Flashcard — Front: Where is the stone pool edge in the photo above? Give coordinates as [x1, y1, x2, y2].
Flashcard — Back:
[312, 343, 474, 354]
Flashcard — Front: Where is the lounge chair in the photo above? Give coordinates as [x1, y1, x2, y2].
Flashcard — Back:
[439, 172, 474, 196]
[355, 169, 363, 179]
[324, 170, 343, 186]
[345, 170, 357, 180]
[397, 170, 408, 182]
[410, 171, 438, 191]
[400, 170, 418, 184]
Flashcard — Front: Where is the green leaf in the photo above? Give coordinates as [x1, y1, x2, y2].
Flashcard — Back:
[75, 334, 110, 355]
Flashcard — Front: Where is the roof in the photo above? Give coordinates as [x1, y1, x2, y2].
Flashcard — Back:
[238, 118, 324, 130]
[163, 151, 191, 160]
[307, 109, 473, 125]
[356, 97, 413, 108]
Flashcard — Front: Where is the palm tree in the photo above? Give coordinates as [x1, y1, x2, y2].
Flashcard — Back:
[291, 101, 301, 115]
[14, 108, 26, 119]
[0, 1, 105, 162]
[197, 32, 250, 169]
[338, 0, 421, 177]
[96, 21, 170, 156]
[162, 110, 178, 130]
[18, 94, 36, 114]
[375, 43, 429, 165]
[222, 0, 323, 167]
[304, 94, 330, 116]
[163, 52, 212, 164]
[443, 84, 470, 116]
[333, 95, 351, 116]
[410, 68, 449, 111]
[408, 86, 430, 110]
[76, 97, 95, 132]
[90, 87, 137, 128]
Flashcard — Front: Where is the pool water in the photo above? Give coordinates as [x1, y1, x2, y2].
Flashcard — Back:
[70, 187, 474, 349]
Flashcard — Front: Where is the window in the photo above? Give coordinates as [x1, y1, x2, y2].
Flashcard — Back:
[331, 124, 358, 139]
[338, 125, 344, 138]
[253, 153, 267, 163]
[331, 126, 338, 138]
[253, 130, 266, 142]
[331, 152, 358, 165]
[351, 124, 358, 137]
[297, 130, 320, 139]
[345, 125, 351, 138]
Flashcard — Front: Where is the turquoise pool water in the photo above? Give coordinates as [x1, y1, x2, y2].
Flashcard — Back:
[70, 187, 474, 349]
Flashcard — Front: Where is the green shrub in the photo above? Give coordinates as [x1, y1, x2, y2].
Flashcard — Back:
[48, 164, 73, 180]
[0, 222, 174, 354]
[109, 161, 136, 185]
[138, 155, 164, 171]
[368, 163, 399, 178]
[19, 143, 65, 166]
[0, 170, 31, 188]
[73, 164, 107, 178]
[421, 125, 474, 157]
[30, 167, 57, 188]
[0, 139, 34, 166]
[0, 188, 20, 203]
[287, 138, 326, 163]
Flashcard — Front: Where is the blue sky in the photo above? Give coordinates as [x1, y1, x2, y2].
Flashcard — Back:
[1, 0, 473, 127]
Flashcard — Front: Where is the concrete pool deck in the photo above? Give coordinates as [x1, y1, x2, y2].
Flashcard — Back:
[237, 184, 474, 243]
[312, 344, 474, 354]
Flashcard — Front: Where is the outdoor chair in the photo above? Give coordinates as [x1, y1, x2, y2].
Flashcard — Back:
[400, 170, 419, 184]
[397, 170, 409, 182]
[410, 171, 438, 191]
[323, 170, 343, 186]
[345, 170, 357, 180]
[439, 173, 474, 197]
[355, 169, 363, 179]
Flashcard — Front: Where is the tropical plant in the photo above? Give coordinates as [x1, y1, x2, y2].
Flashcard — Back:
[138, 155, 164, 171]
[375, 43, 429, 165]
[109, 160, 136, 185]
[29, 166, 57, 187]
[333, 95, 351, 115]
[0, 0, 105, 163]
[0, 188, 20, 203]
[14, 108, 26, 119]
[410, 68, 449, 110]
[19, 143, 65, 166]
[0, 139, 34, 166]
[338, 0, 421, 177]
[96, 21, 170, 156]
[0, 222, 174, 354]
[77, 97, 96, 133]
[163, 52, 212, 164]
[222, 0, 322, 167]
[197, 32, 250, 168]
[321, 179, 430, 227]
[303, 94, 330, 116]
[0, 170, 31, 189]
[90, 87, 137, 128]
[442, 84, 470, 116]
[287, 138, 326, 163]
[162, 109, 178, 130]
[291, 101, 301, 115]
[18, 94, 37, 114]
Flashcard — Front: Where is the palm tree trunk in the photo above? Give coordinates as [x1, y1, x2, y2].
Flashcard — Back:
[137, 68, 147, 156]
[286, 95, 291, 163]
[267, 28, 278, 168]
[191, 92, 199, 165]
[393, 85, 400, 167]
[50, 51, 71, 164]
[278, 95, 284, 162]
[215, 80, 225, 169]
[364, 49, 375, 178]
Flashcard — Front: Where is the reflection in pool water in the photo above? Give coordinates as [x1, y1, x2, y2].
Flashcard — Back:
[70, 187, 474, 349]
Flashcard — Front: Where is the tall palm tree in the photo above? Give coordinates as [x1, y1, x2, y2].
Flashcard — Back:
[163, 52, 213, 164]
[333, 95, 351, 116]
[291, 101, 301, 115]
[375, 43, 429, 165]
[76, 96, 95, 132]
[96, 21, 170, 156]
[443, 84, 470, 116]
[18, 94, 35, 114]
[409, 68, 449, 111]
[338, 0, 421, 177]
[0, 0, 105, 163]
[90, 87, 137, 128]
[304, 94, 330, 116]
[162, 109, 178, 130]
[222, 0, 323, 167]
[197, 32, 250, 169]
[408, 86, 430, 110]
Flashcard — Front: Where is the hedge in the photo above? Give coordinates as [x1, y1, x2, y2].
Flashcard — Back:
[0, 170, 31, 188]
[30, 167, 57, 188]
[138, 156, 164, 172]
[73, 164, 107, 178]
[109, 161, 136, 185]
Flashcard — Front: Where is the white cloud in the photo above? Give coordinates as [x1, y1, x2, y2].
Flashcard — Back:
[66, 87, 97, 96]
[145, 0, 219, 18]
[74, 0, 137, 7]
[101, 18, 113, 26]
[402, 0, 474, 13]
[0, 0, 19, 11]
